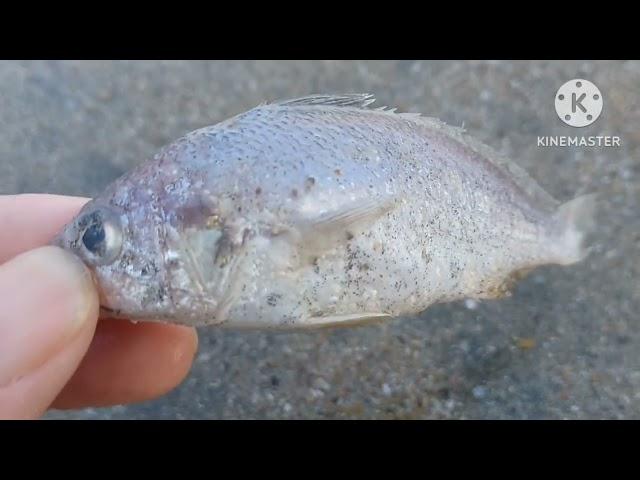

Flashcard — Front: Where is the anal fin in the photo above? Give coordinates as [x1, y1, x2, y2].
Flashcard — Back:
[476, 267, 535, 300]
[301, 312, 392, 329]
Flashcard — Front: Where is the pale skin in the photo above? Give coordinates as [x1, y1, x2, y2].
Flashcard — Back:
[0, 194, 199, 419]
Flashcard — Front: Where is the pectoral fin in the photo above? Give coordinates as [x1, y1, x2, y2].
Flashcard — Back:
[305, 196, 395, 232]
[290, 195, 398, 260]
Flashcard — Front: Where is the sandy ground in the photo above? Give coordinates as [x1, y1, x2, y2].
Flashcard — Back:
[1, 60, 638, 419]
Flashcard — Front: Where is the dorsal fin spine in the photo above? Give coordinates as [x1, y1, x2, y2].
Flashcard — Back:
[271, 93, 376, 109]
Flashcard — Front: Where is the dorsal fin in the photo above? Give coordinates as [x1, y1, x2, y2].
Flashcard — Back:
[405, 116, 560, 212]
[273, 93, 377, 109]
[267, 93, 559, 213]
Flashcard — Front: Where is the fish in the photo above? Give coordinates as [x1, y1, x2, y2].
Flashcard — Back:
[52, 94, 596, 329]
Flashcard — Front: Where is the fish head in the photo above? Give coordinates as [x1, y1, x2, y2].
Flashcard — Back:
[53, 187, 173, 320]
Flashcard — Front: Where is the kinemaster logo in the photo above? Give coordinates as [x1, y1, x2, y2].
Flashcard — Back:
[537, 78, 621, 148]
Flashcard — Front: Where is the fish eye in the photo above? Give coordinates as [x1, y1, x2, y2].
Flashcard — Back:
[82, 223, 105, 253]
[78, 209, 123, 266]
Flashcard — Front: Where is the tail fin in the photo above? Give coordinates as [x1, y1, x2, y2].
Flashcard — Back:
[550, 193, 598, 265]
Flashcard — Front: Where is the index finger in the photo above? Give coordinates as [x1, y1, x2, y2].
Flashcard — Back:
[0, 194, 90, 264]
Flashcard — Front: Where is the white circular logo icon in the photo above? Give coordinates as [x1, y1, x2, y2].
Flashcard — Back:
[555, 79, 603, 128]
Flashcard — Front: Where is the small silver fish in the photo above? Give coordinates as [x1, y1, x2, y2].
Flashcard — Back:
[53, 94, 596, 329]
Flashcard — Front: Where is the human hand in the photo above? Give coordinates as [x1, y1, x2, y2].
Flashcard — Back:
[0, 194, 198, 419]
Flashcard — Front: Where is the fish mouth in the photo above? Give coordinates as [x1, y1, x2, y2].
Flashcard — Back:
[49, 220, 82, 254]
[51, 229, 118, 318]
[99, 305, 127, 319]
[49, 230, 67, 249]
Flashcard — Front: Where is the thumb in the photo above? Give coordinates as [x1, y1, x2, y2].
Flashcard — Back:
[0, 246, 99, 419]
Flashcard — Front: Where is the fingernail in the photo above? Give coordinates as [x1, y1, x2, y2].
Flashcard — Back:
[0, 246, 99, 386]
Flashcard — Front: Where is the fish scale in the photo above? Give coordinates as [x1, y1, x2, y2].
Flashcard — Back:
[53, 94, 596, 328]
